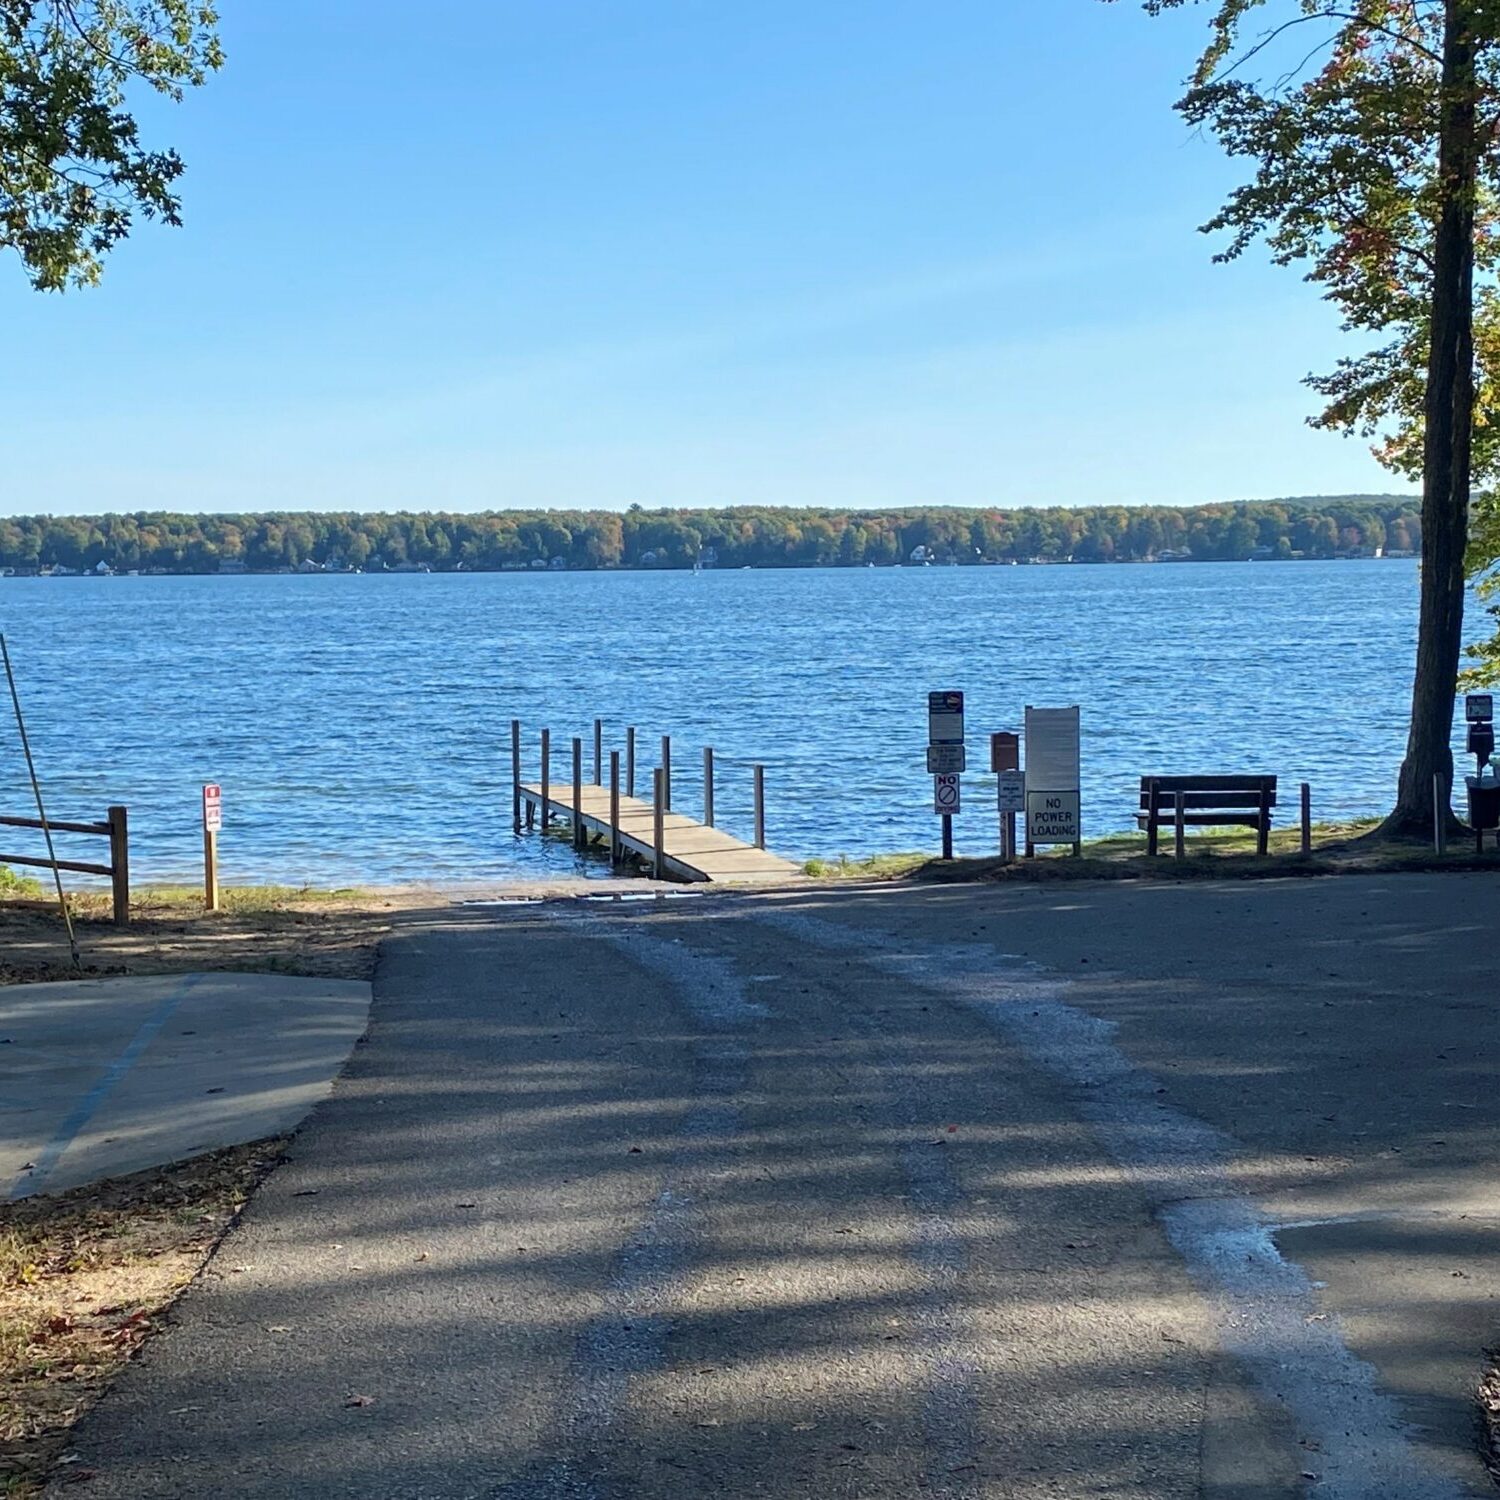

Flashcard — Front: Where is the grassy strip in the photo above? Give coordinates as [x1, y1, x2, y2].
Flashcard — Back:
[0, 1141, 286, 1496]
[63, 883, 370, 920]
[799, 818, 1437, 882]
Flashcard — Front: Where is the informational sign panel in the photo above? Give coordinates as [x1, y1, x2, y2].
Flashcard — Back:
[928, 691, 965, 745]
[997, 770, 1025, 813]
[202, 783, 223, 833]
[1024, 706, 1081, 849]
[927, 744, 966, 774]
[1026, 790, 1080, 843]
[933, 773, 961, 815]
[1468, 694, 1495, 722]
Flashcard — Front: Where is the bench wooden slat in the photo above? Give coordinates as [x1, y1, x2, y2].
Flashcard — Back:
[1135, 812, 1263, 826]
[1140, 786, 1272, 798]
[1139, 790, 1279, 811]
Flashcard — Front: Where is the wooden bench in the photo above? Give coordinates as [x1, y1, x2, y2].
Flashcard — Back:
[1138, 775, 1277, 856]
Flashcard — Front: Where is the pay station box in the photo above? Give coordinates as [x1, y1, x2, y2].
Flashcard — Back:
[1465, 694, 1499, 836]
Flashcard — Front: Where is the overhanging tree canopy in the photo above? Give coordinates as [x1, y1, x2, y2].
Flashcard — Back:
[0, 1, 220, 290]
[1124, 0, 1500, 831]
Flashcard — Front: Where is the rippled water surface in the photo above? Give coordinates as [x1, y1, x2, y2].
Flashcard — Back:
[0, 562, 1436, 883]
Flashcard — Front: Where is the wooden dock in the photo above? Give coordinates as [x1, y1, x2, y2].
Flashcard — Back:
[517, 781, 800, 884]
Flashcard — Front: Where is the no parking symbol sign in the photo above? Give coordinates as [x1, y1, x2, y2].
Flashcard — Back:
[933, 773, 961, 816]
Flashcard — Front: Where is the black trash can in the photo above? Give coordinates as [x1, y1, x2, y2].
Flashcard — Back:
[1466, 775, 1500, 831]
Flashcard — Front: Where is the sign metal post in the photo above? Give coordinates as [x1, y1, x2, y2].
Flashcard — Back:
[202, 783, 222, 912]
[992, 733, 1021, 862]
[928, 692, 964, 860]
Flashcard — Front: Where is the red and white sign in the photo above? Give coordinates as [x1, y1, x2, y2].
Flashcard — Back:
[933, 773, 961, 816]
[203, 783, 223, 833]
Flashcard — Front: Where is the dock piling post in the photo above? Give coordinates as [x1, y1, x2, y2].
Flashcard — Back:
[610, 751, 621, 866]
[540, 729, 551, 829]
[511, 719, 522, 833]
[572, 737, 584, 850]
[703, 746, 715, 827]
[627, 727, 636, 799]
[653, 769, 666, 880]
[753, 764, 765, 849]
[593, 719, 603, 786]
[1300, 782, 1311, 855]
[661, 735, 672, 810]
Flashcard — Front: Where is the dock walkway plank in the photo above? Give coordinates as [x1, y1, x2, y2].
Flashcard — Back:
[517, 782, 800, 884]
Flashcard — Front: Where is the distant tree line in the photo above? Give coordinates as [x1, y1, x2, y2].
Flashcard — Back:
[0, 497, 1422, 574]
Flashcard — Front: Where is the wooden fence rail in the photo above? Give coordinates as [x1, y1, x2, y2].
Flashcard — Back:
[0, 806, 129, 925]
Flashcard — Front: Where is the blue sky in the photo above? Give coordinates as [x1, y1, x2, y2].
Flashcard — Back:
[1, 2, 1413, 516]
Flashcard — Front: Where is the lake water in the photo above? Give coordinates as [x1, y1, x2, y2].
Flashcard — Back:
[0, 561, 1444, 886]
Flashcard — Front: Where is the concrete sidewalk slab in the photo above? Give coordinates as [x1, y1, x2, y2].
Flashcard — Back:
[1, 971, 372, 1200]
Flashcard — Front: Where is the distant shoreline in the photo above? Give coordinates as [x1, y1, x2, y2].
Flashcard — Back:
[0, 497, 1419, 575]
[0, 553, 1419, 580]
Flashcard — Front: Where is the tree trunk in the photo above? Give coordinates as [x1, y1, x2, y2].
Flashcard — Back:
[1385, 0, 1478, 837]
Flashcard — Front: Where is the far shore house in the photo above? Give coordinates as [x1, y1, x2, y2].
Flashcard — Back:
[219, 557, 247, 574]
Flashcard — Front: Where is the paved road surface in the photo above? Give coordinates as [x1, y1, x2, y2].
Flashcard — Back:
[55, 874, 1500, 1498]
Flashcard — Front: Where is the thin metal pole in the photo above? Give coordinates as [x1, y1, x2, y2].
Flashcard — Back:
[1300, 782, 1311, 855]
[627, 727, 636, 799]
[1434, 772, 1448, 856]
[610, 751, 621, 866]
[571, 737, 584, 850]
[0, 634, 79, 967]
[661, 735, 672, 811]
[511, 718, 522, 833]
[753, 764, 765, 849]
[703, 746, 715, 827]
[593, 719, 603, 786]
[941, 814, 953, 860]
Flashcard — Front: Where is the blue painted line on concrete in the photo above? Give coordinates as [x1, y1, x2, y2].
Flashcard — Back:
[8, 973, 206, 1202]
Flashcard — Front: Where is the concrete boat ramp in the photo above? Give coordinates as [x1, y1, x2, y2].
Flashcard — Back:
[1, 971, 372, 1201]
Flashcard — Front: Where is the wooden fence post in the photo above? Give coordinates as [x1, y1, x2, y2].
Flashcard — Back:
[754, 764, 765, 849]
[661, 735, 672, 810]
[540, 729, 550, 829]
[653, 768, 666, 880]
[703, 746, 715, 827]
[572, 737, 584, 850]
[511, 719, 522, 833]
[1173, 791, 1185, 859]
[107, 805, 129, 927]
[610, 751, 621, 867]
[1300, 782, 1311, 855]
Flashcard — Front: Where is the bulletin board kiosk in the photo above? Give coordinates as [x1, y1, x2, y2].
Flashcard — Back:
[1024, 706, 1081, 857]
